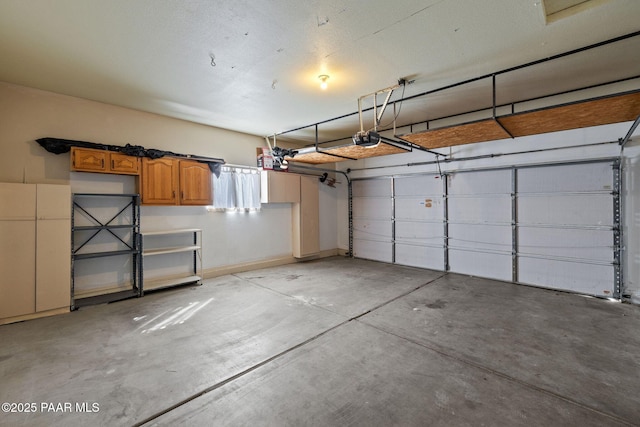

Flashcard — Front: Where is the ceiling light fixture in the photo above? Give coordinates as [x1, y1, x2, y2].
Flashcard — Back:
[318, 74, 330, 90]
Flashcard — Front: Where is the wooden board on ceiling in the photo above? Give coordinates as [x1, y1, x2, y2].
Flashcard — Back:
[288, 151, 346, 165]
[498, 91, 640, 137]
[289, 91, 640, 164]
[399, 119, 512, 149]
[291, 142, 407, 164]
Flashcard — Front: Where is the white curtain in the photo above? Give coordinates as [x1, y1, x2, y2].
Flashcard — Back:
[212, 166, 260, 210]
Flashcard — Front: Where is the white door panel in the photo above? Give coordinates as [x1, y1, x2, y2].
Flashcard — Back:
[448, 170, 511, 194]
[352, 179, 391, 197]
[395, 197, 444, 221]
[519, 258, 614, 297]
[448, 196, 512, 224]
[352, 197, 392, 220]
[449, 249, 512, 281]
[353, 219, 392, 241]
[395, 175, 442, 196]
[353, 240, 392, 263]
[395, 244, 444, 270]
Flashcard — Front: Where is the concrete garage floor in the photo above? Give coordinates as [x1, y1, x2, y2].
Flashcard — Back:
[1, 257, 639, 426]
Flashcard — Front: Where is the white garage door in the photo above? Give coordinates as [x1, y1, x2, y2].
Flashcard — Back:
[394, 175, 445, 270]
[447, 169, 513, 282]
[516, 162, 618, 297]
[352, 178, 393, 262]
[350, 159, 621, 298]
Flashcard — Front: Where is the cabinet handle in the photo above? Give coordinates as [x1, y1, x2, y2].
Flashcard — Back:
[172, 191, 176, 198]
[111, 159, 115, 169]
[101, 159, 104, 168]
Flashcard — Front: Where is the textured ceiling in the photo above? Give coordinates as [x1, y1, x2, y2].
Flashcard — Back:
[0, 0, 639, 146]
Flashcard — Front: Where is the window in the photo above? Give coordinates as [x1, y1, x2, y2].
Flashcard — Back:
[211, 166, 261, 211]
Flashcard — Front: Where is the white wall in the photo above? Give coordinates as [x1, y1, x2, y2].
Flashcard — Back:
[336, 121, 640, 303]
[0, 82, 339, 292]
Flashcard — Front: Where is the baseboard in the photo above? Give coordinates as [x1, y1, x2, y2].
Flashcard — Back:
[1, 307, 70, 326]
[202, 248, 341, 279]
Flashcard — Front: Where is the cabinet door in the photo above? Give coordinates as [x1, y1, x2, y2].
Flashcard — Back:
[110, 153, 141, 175]
[293, 175, 320, 258]
[36, 185, 70, 312]
[71, 147, 107, 172]
[179, 160, 213, 206]
[0, 221, 36, 318]
[260, 171, 301, 203]
[141, 158, 179, 205]
[36, 219, 71, 311]
[0, 184, 36, 319]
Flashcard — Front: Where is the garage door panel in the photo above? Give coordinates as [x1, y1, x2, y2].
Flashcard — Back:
[353, 179, 391, 197]
[395, 197, 444, 221]
[449, 249, 512, 281]
[519, 258, 613, 297]
[395, 221, 443, 246]
[518, 163, 613, 193]
[352, 198, 392, 220]
[353, 219, 391, 241]
[448, 223, 512, 253]
[395, 244, 444, 270]
[519, 227, 612, 261]
[395, 175, 442, 196]
[448, 197, 512, 223]
[353, 240, 392, 263]
[518, 195, 613, 226]
[448, 170, 512, 194]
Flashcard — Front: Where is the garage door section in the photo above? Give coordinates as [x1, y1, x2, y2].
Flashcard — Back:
[447, 169, 514, 281]
[394, 175, 445, 269]
[516, 162, 619, 297]
[350, 159, 620, 299]
[352, 178, 393, 262]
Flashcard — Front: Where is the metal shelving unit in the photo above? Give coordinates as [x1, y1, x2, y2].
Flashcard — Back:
[71, 193, 141, 309]
[139, 229, 202, 294]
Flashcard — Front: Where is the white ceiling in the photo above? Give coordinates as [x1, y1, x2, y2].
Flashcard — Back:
[1, 0, 639, 146]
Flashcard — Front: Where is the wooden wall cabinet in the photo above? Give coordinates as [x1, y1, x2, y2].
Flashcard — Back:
[260, 170, 301, 203]
[0, 183, 71, 325]
[71, 147, 140, 175]
[179, 160, 213, 205]
[141, 158, 212, 206]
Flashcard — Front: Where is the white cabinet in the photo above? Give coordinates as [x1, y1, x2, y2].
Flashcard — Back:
[293, 175, 320, 258]
[37, 185, 72, 312]
[140, 229, 203, 292]
[261, 170, 300, 203]
[0, 183, 71, 325]
[260, 171, 320, 258]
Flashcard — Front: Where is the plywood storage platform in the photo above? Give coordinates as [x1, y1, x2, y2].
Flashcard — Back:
[290, 141, 406, 164]
[497, 91, 640, 137]
[400, 119, 512, 149]
[291, 91, 640, 164]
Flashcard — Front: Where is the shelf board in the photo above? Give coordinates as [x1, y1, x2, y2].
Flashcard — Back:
[142, 245, 201, 256]
[74, 289, 139, 308]
[141, 229, 201, 236]
[143, 275, 202, 291]
[73, 224, 135, 231]
[73, 193, 140, 198]
[73, 249, 139, 260]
